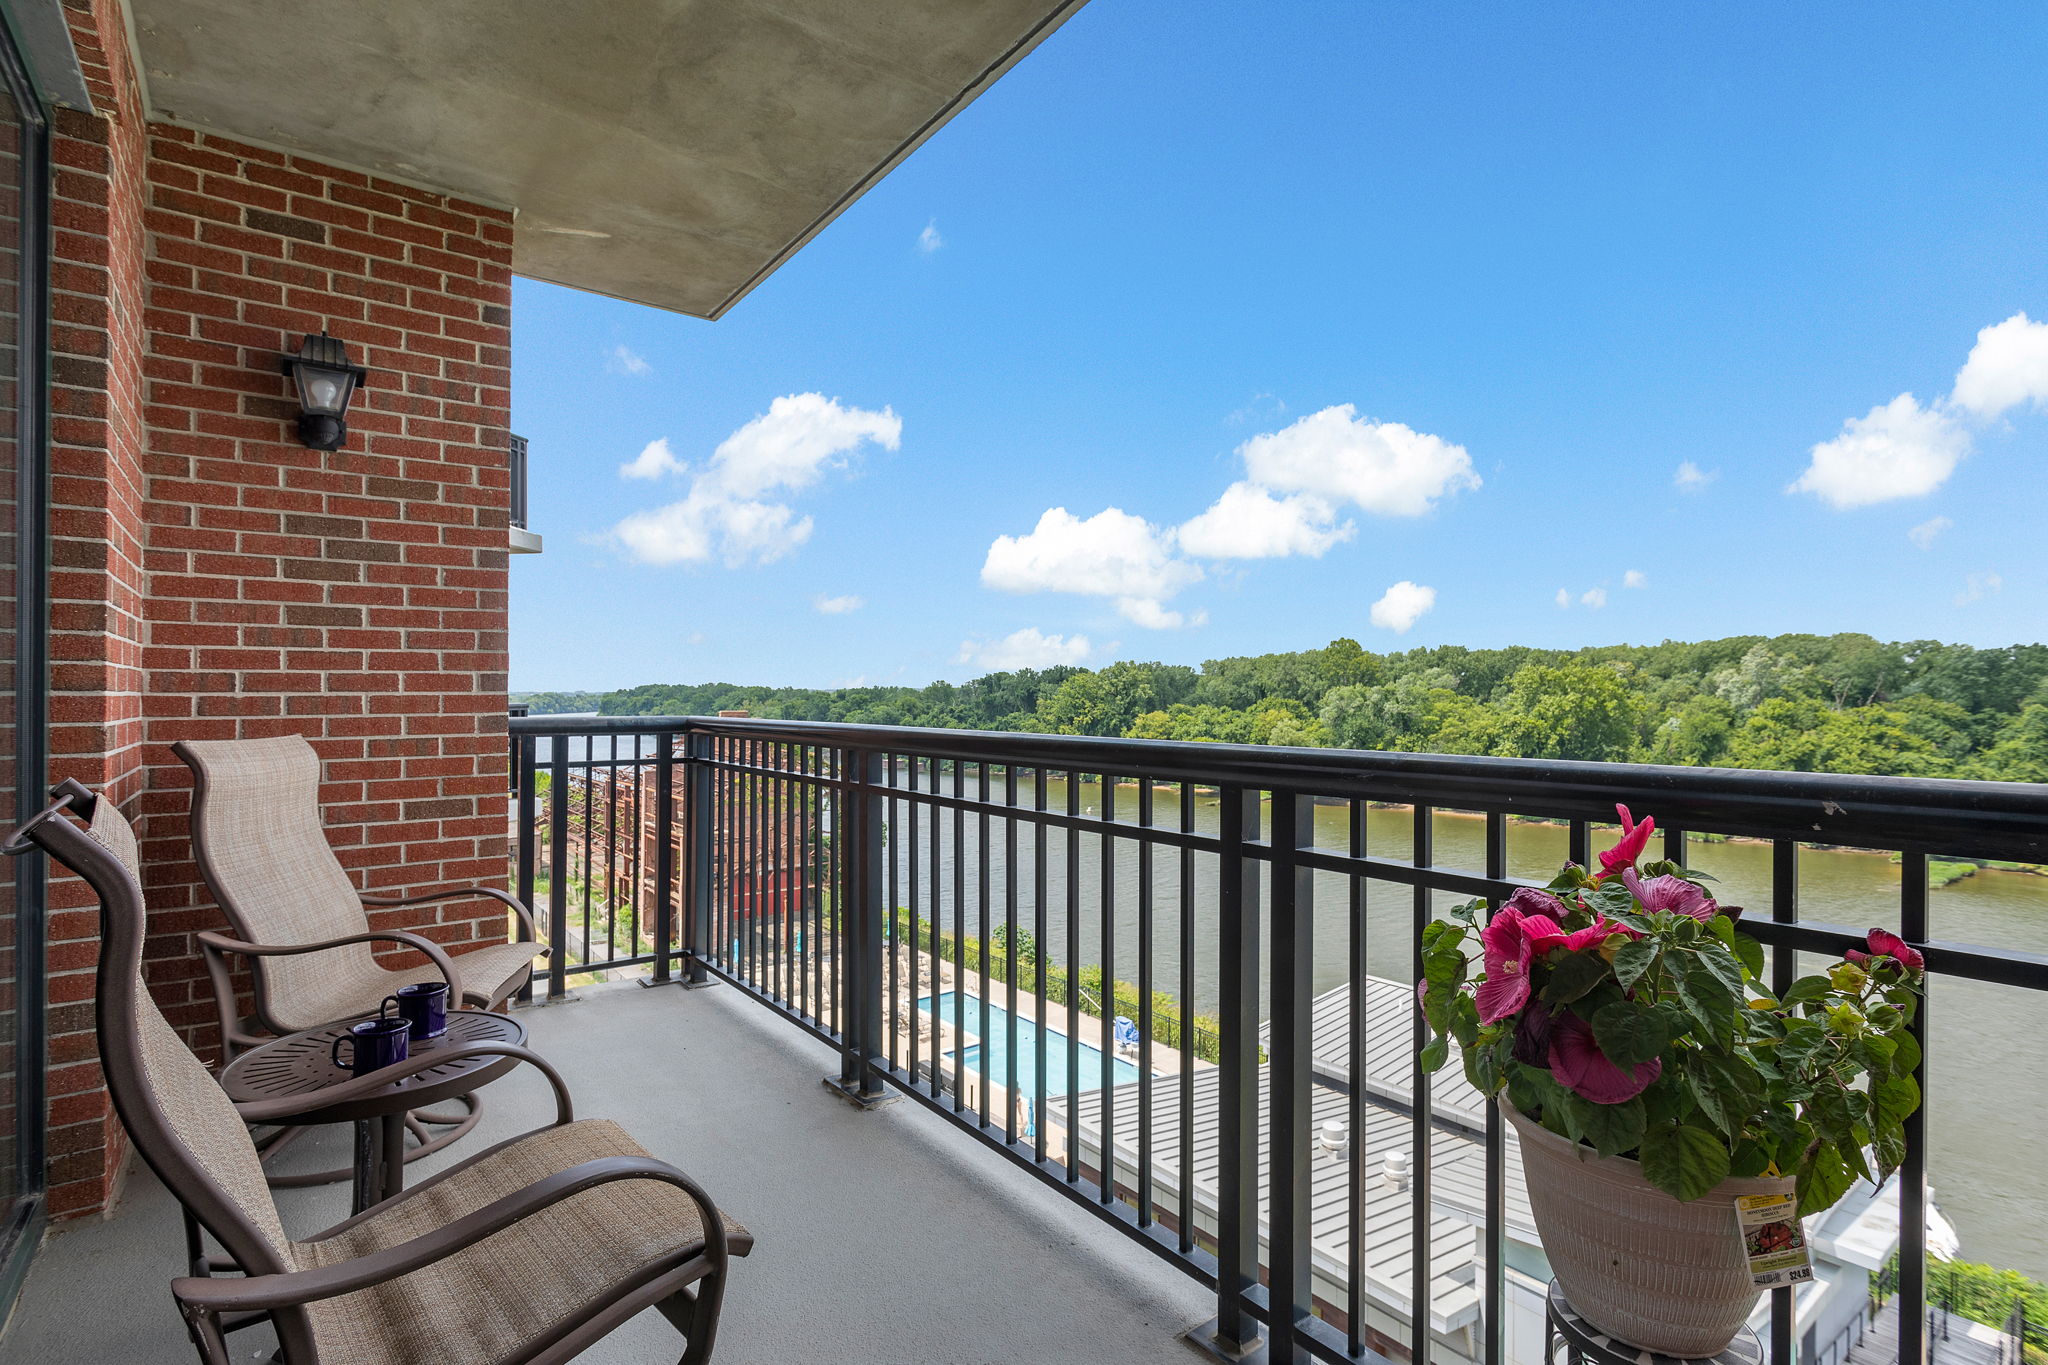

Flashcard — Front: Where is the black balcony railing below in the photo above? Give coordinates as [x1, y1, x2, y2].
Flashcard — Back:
[506, 712, 2048, 1365]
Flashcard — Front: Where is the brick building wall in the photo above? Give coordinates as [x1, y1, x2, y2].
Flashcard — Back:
[39, 0, 518, 1219]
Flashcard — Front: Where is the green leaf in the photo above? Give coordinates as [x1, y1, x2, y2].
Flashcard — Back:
[1687, 1066, 1733, 1136]
[1890, 1029, 1922, 1076]
[1575, 1096, 1648, 1159]
[1673, 958, 1737, 1044]
[1640, 1123, 1732, 1202]
[1610, 937, 1660, 991]
[1449, 993, 1481, 1049]
[1852, 1034, 1896, 1078]
[1730, 932, 1766, 981]
[1730, 1139, 1774, 1178]
[1541, 949, 1611, 1005]
[1871, 1074, 1921, 1132]
[1781, 975, 1833, 1007]
[1419, 1035, 1450, 1073]
[1797, 1142, 1855, 1216]
[1592, 1001, 1669, 1069]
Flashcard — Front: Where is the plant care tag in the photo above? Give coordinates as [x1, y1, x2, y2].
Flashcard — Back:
[1734, 1193, 1814, 1288]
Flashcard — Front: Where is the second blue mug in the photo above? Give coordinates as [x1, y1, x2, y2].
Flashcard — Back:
[331, 1015, 410, 1075]
[380, 980, 449, 1041]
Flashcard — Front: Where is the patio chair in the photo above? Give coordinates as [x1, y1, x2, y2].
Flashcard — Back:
[2, 782, 750, 1365]
[173, 734, 545, 1054]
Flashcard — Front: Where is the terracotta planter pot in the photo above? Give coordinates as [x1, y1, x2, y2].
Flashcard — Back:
[1504, 1098, 1793, 1356]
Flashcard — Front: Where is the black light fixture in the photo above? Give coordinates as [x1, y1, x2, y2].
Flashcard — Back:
[281, 331, 367, 450]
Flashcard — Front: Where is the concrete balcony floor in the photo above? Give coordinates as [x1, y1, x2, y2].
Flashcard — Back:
[3, 978, 1213, 1363]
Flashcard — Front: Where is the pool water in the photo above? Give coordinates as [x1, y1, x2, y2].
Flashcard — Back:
[919, 991, 1142, 1099]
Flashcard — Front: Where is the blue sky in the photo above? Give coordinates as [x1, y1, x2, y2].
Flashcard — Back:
[510, 1, 2048, 692]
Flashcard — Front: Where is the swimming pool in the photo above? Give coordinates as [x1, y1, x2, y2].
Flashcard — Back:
[919, 991, 1142, 1097]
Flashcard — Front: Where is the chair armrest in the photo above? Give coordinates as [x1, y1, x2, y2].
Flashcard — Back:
[361, 884, 539, 941]
[172, 1156, 730, 1312]
[232, 1042, 573, 1127]
[195, 927, 462, 999]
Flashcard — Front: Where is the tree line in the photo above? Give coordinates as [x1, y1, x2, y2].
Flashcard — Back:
[515, 633, 2048, 782]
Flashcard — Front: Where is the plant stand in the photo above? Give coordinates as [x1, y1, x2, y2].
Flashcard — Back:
[1547, 1281, 1764, 1365]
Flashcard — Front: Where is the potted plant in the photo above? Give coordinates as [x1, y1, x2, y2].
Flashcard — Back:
[1418, 806, 1926, 1356]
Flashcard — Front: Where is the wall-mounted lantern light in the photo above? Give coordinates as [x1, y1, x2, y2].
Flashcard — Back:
[280, 332, 367, 451]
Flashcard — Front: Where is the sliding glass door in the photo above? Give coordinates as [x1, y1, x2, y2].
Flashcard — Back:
[0, 3, 48, 1314]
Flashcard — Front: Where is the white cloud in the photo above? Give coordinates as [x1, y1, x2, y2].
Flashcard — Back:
[1554, 588, 1571, 609]
[606, 344, 652, 377]
[1789, 393, 1970, 508]
[814, 594, 864, 614]
[957, 626, 1092, 672]
[1955, 571, 2003, 606]
[1622, 569, 1648, 589]
[1238, 404, 1479, 517]
[610, 394, 900, 567]
[1369, 581, 1436, 634]
[1950, 313, 2048, 420]
[620, 437, 686, 481]
[1581, 587, 1609, 609]
[706, 392, 901, 500]
[1177, 482, 1352, 560]
[917, 220, 944, 254]
[1674, 461, 1716, 492]
[1908, 516, 1952, 550]
[1117, 597, 1205, 630]
[981, 506, 1200, 630]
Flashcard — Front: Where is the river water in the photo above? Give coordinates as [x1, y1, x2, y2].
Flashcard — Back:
[879, 774, 2048, 1279]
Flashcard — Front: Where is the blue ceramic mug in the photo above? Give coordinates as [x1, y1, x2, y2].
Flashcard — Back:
[331, 1015, 410, 1075]
[380, 980, 450, 1041]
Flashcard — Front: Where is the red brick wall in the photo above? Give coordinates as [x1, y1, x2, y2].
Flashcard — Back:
[42, 0, 517, 1219]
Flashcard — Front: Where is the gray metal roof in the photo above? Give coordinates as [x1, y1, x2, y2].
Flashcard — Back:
[1051, 978, 1539, 1338]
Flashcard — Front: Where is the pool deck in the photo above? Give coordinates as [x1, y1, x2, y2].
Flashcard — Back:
[1, 977, 1214, 1364]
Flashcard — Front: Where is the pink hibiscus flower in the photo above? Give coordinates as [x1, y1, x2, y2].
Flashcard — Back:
[1596, 804, 1657, 879]
[1548, 1012, 1662, 1104]
[1845, 927, 1925, 974]
[1476, 901, 1564, 1025]
[1622, 868, 1718, 922]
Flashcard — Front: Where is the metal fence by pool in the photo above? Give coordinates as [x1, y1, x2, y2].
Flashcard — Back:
[508, 712, 2048, 1365]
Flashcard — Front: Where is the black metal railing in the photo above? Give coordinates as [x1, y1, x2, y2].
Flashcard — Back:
[507, 712, 2048, 1365]
[509, 432, 529, 531]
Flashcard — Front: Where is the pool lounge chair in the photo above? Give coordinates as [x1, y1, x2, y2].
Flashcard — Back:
[2, 782, 750, 1365]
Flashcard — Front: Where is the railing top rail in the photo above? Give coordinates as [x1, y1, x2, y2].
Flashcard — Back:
[507, 712, 2048, 859]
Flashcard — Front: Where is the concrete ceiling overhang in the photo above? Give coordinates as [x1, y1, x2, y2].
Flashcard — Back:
[124, 0, 1086, 318]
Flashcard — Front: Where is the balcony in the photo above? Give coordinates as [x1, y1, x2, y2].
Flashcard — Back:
[10, 713, 2048, 1363]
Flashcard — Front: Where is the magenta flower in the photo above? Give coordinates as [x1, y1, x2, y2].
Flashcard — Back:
[1548, 1012, 1662, 1103]
[1476, 902, 1565, 1024]
[1597, 804, 1657, 879]
[1846, 927, 1925, 975]
[1622, 868, 1718, 922]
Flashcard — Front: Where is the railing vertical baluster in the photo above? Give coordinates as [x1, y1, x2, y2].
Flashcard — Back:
[1004, 762, 1019, 1145]
[953, 759, 966, 1114]
[1137, 776, 1154, 1224]
[1178, 780, 1197, 1256]
[1769, 839, 1798, 1365]
[685, 729, 710, 986]
[1268, 787, 1315, 1362]
[1099, 771, 1116, 1205]
[1900, 849, 1930, 1365]
[978, 760, 992, 1131]
[1033, 765, 1049, 1164]
[908, 752, 923, 1082]
[515, 732, 537, 1004]
[1347, 796, 1366, 1354]
[1569, 817, 1590, 871]
[651, 730, 675, 983]
[889, 754, 903, 1073]
[929, 755, 944, 1101]
[547, 736, 569, 999]
[1210, 783, 1262, 1359]
[1484, 810, 1508, 1365]
[1411, 802, 1435, 1365]
[1065, 769, 1081, 1181]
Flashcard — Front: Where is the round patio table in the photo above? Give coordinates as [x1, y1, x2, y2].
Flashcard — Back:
[221, 1009, 526, 1214]
[1545, 1282, 1765, 1365]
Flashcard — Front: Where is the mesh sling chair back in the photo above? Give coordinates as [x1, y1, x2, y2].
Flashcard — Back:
[173, 734, 545, 1052]
[3, 783, 750, 1365]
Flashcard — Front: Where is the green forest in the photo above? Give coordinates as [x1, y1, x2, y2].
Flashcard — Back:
[515, 633, 2048, 783]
